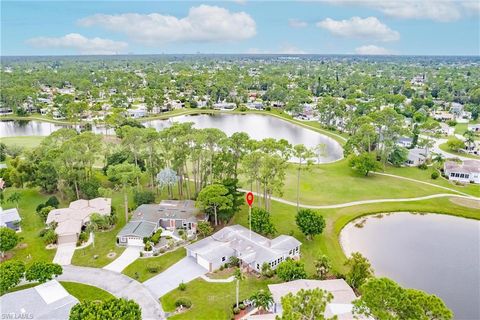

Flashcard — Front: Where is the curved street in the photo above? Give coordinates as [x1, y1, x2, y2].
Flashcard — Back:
[57, 265, 165, 320]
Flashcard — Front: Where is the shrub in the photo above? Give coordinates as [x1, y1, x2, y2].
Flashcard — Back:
[233, 307, 240, 314]
[42, 229, 57, 245]
[178, 282, 187, 291]
[45, 196, 59, 208]
[178, 229, 185, 236]
[175, 298, 192, 308]
[134, 190, 155, 207]
[417, 163, 428, 170]
[36, 203, 46, 213]
[239, 303, 245, 310]
[229, 256, 240, 268]
[147, 266, 159, 273]
[150, 229, 162, 244]
[38, 206, 54, 221]
[261, 262, 275, 278]
[431, 171, 439, 179]
[276, 259, 307, 282]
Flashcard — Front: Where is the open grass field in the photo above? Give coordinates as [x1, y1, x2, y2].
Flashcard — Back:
[60, 281, 115, 301]
[241, 160, 478, 206]
[1, 136, 45, 149]
[123, 248, 186, 282]
[1, 188, 65, 264]
[161, 276, 279, 320]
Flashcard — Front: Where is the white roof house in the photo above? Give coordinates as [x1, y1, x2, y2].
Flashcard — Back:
[0, 280, 78, 320]
[46, 197, 111, 244]
[0, 207, 21, 231]
[245, 279, 359, 320]
[444, 160, 480, 184]
[186, 225, 301, 272]
[405, 148, 429, 166]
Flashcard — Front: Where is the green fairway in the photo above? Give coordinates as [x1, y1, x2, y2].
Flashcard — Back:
[123, 248, 186, 282]
[60, 281, 115, 301]
[161, 276, 279, 320]
[1, 136, 45, 149]
[249, 160, 478, 206]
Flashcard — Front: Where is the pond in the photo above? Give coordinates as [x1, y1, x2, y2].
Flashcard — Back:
[340, 212, 480, 320]
[0, 114, 343, 163]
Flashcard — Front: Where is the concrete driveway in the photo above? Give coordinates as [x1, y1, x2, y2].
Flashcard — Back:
[103, 246, 141, 273]
[144, 257, 207, 298]
[58, 265, 164, 319]
[53, 243, 76, 265]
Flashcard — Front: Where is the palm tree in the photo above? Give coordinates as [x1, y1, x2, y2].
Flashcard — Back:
[463, 130, 475, 151]
[293, 144, 315, 212]
[7, 192, 21, 209]
[432, 152, 445, 165]
[250, 289, 273, 312]
[233, 268, 245, 309]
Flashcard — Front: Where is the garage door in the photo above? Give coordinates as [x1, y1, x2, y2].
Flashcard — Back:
[58, 234, 77, 245]
[127, 237, 144, 246]
[197, 255, 211, 271]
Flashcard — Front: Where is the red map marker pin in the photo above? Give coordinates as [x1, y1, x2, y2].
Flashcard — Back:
[246, 192, 254, 207]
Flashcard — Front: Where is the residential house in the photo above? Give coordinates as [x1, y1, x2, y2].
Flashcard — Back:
[439, 122, 455, 136]
[213, 102, 237, 110]
[46, 198, 111, 245]
[0, 207, 21, 231]
[247, 279, 357, 320]
[186, 224, 301, 272]
[444, 160, 480, 184]
[405, 148, 429, 166]
[117, 200, 201, 246]
[246, 101, 264, 110]
[127, 106, 148, 118]
[0, 280, 78, 320]
[432, 111, 454, 122]
[468, 124, 480, 132]
[397, 137, 413, 148]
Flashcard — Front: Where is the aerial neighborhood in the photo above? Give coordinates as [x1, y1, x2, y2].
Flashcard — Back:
[0, 1, 479, 319]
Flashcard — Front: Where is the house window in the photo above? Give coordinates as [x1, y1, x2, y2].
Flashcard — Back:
[222, 257, 226, 262]
[256, 264, 260, 270]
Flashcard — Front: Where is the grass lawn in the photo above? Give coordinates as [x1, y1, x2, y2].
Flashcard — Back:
[2, 282, 40, 295]
[161, 276, 279, 320]
[231, 197, 479, 276]
[60, 281, 115, 301]
[384, 165, 479, 196]
[438, 142, 480, 160]
[1, 136, 45, 149]
[454, 123, 468, 135]
[1, 188, 61, 264]
[123, 248, 186, 282]
[249, 160, 476, 206]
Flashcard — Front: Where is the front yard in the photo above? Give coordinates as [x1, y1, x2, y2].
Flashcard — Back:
[122, 247, 186, 282]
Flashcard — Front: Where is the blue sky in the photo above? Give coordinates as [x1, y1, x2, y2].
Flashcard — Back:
[2, 1, 479, 56]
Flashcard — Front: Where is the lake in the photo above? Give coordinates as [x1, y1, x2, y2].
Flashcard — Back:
[0, 114, 343, 163]
[341, 212, 480, 320]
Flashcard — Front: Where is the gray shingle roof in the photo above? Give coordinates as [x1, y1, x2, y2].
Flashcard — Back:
[117, 220, 157, 238]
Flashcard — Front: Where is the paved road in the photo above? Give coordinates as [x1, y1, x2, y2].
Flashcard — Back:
[58, 265, 164, 320]
[422, 135, 480, 162]
[103, 246, 141, 273]
[144, 257, 207, 298]
[53, 243, 76, 265]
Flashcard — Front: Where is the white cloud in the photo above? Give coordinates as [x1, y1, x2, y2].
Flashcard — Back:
[355, 45, 392, 55]
[316, 16, 400, 42]
[326, 0, 464, 22]
[26, 33, 128, 54]
[246, 44, 307, 54]
[288, 19, 308, 28]
[78, 5, 256, 45]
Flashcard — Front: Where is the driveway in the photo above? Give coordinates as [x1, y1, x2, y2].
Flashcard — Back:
[53, 243, 76, 265]
[103, 246, 141, 273]
[58, 265, 164, 319]
[144, 257, 208, 298]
